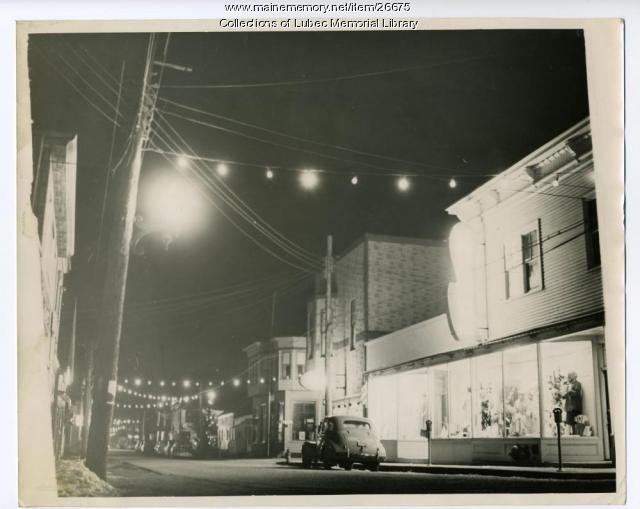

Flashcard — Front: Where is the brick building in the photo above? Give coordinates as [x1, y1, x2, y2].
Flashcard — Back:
[304, 234, 451, 418]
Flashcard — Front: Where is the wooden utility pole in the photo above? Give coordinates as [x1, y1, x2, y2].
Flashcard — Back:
[323, 235, 333, 418]
[85, 35, 164, 479]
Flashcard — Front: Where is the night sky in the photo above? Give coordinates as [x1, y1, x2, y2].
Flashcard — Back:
[28, 29, 589, 388]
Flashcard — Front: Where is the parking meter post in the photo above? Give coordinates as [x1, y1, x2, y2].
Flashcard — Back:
[426, 420, 432, 466]
[553, 407, 563, 472]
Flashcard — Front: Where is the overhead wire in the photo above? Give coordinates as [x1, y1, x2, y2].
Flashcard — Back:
[159, 97, 462, 173]
[32, 45, 121, 127]
[150, 125, 321, 273]
[162, 52, 499, 90]
[151, 113, 323, 269]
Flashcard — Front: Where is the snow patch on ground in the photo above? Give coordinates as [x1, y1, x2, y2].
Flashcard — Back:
[56, 460, 120, 497]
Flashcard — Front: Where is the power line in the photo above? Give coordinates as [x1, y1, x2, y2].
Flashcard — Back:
[151, 126, 321, 273]
[162, 52, 499, 90]
[152, 113, 323, 267]
[160, 97, 463, 173]
[32, 46, 120, 127]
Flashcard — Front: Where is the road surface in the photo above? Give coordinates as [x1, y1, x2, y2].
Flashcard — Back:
[106, 450, 614, 497]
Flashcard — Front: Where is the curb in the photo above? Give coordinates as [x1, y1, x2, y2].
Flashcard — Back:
[278, 461, 615, 481]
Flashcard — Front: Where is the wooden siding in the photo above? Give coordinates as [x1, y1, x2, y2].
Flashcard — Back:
[482, 163, 603, 340]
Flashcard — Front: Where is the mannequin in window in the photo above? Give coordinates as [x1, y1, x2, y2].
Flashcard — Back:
[563, 372, 583, 435]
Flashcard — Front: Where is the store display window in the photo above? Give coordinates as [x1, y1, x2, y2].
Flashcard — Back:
[448, 359, 472, 438]
[397, 370, 429, 440]
[503, 344, 540, 437]
[472, 352, 504, 437]
[368, 373, 398, 439]
[540, 340, 596, 438]
[430, 366, 449, 438]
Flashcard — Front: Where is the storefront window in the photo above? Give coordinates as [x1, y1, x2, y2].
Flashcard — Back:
[430, 366, 449, 438]
[397, 370, 429, 440]
[448, 359, 472, 438]
[472, 352, 504, 437]
[292, 402, 316, 441]
[368, 374, 398, 439]
[540, 340, 596, 438]
[503, 344, 540, 437]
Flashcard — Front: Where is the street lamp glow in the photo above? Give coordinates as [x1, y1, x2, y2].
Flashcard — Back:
[259, 378, 265, 384]
[176, 155, 189, 169]
[216, 163, 229, 177]
[183, 379, 191, 388]
[134, 378, 142, 386]
[145, 174, 205, 235]
[159, 380, 165, 387]
[397, 176, 410, 192]
[147, 380, 152, 385]
[207, 390, 216, 400]
[233, 379, 240, 387]
[449, 178, 457, 189]
[266, 168, 274, 179]
[299, 169, 319, 190]
[171, 381, 176, 387]
[351, 176, 359, 185]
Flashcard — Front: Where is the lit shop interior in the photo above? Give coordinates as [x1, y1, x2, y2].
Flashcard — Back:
[367, 333, 609, 464]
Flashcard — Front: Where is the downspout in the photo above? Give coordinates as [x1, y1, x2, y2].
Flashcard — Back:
[478, 214, 490, 342]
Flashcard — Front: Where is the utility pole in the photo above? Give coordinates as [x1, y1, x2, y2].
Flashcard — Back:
[323, 235, 334, 418]
[85, 34, 166, 479]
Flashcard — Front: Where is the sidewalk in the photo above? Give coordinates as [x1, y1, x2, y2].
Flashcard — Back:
[279, 458, 615, 481]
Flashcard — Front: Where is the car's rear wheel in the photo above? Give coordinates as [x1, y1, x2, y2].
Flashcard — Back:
[342, 461, 353, 471]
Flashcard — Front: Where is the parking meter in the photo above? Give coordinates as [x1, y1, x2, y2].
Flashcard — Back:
[425, 420, 433, 465]
[553, 408, 563, 471]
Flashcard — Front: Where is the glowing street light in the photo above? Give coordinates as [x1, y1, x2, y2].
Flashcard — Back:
[299, 169, 319, 190]
[217, 163, 229, 177]
[183, 380, 191, 388]
[266, 168, 274, 179]
[159, 380, 165, 387]
[351, 176, 359, 185]
[134, 378, 142, 387]
[233, 379, 240, 387]
[176, 155, 189, 169]
[449, 178, 457, 189]
[397, 176, 410, 192]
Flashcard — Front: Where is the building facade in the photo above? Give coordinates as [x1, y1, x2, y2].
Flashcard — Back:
[31, 132, 79, 459]
[365, 118, 611, 465]
[244, 336, 323, 457]
[304, 234, 451, 418]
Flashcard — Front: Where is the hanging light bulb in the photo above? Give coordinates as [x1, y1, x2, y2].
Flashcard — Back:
[351, 176, 359, 185]
[159, 380, 165, 387]
[176, 155, 189, 169]
[397, 176, 410, 192]
[266, 168, 274, 179]
[233, 378, 240, 387]
[299, 169, 319, 190]
[217, 163, 229, 177]
[134, 378, 142, 387]
[449, 178, 457, 189]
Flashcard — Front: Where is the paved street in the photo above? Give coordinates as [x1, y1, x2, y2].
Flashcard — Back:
[106, 451, 614, 497]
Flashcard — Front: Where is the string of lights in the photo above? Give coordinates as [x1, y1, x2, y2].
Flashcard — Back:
[155, 112, 323, 264]
[150, 115, 323, 271]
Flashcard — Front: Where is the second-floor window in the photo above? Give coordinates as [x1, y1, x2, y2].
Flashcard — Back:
[583, 198, 600, 269]
[296, 350, 305, 378]
[504, 220, 543, 299]
[281, 351, 291, 379]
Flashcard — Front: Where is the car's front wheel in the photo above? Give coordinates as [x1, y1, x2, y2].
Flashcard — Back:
[341, 461, 353, 471]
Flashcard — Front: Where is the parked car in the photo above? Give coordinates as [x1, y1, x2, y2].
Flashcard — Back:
[301, 416, 386, 471]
